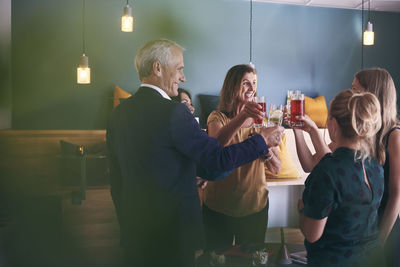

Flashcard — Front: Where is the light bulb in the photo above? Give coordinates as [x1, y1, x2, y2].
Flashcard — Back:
[363, 21, 374, 46]
[77, 54, 91, 84]
[77, 67, 90, 84]
[121, 5, 133, 32]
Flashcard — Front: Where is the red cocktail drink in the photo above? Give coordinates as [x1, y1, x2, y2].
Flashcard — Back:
[253, 96, 266, 128]
[254, 102, 266, 125]
[290, 99, 305, 127]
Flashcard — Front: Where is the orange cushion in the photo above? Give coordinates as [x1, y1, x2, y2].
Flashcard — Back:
[113, 85, 132, 108]
[305, 95, 328, 128]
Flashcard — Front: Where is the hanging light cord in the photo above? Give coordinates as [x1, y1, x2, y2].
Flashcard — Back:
[82, 0, 86, 54]
[361, 0, 364, 69]
[368, 0, 370, 21]
[126, 0, 129, 5]
[249, 0, 253, 64]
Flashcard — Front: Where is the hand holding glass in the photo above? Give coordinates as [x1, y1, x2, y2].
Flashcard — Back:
[253, 96, 266, 128]
[268, 104, 283, 126]
[290, 93, 305, 127]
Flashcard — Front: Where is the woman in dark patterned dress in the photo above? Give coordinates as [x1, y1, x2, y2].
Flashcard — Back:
[291, 68, 400, 266]
[298, 89, 384, 267]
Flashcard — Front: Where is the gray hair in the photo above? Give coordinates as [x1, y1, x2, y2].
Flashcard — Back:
[134, 39, 185, 80]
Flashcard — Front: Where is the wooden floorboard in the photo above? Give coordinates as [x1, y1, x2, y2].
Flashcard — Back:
[63, 188, 305, 265]
[61, 187, 124, 266]
[266, 227, 305, 245]
[0, 186, 304, 266]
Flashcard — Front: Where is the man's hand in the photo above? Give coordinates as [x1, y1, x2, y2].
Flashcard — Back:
[259, 126, 284, 147]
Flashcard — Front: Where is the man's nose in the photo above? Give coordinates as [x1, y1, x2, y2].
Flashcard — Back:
[181, 73, 186, 82]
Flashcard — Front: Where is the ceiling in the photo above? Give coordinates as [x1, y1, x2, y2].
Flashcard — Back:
[253, 0, 400, 13]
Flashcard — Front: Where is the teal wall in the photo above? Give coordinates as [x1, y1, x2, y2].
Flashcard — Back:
[0, 0, 11, 129]
[10, 0, 400, 129]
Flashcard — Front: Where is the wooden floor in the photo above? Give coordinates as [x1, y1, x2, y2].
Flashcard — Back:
[62, 188, 304, 266]
[65, 188, 305, 266]
[0, 187, 124, 267]
[0, 187, 304, 266]
[62, 187, 124, 267]
[266, 227, 304, 245]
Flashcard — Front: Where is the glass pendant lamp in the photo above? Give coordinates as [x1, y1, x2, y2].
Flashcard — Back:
[363, 21, 374, 45]
[77, 54, 90, 84]
[121, 0, 133, 32]
[363, 0, 374, 46]
[77, 0, 90, 84]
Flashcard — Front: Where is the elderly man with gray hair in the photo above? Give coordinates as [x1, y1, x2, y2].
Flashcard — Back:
[106, 39, 283, 267]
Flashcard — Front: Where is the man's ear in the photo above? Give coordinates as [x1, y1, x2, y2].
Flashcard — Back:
[153, 61, 162, 77]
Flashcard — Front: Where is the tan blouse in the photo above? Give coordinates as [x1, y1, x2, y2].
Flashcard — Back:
[203, 110, 268, 217]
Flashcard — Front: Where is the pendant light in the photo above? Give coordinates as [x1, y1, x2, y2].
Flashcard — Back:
[363, 0, 374, 46]
[77, 0, 90, 84]
[121, 0, 133, 32]
[249, 0, 255, 69]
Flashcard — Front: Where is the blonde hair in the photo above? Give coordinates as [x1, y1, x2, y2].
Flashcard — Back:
[218, 64, 256, 118]
[329, 89, 382, 163]
[355, 68, 398, 165]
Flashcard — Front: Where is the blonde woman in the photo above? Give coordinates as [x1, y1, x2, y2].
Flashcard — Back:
[354, 68, 400, 267]
[298, 90, 383, 267]
[292, 68, 400, 266]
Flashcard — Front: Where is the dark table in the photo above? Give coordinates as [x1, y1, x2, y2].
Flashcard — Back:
[57, 154, 107, 204]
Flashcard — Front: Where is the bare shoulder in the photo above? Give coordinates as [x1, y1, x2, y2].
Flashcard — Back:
[388, 127, 400, 143]
[387, 128, 400, 154]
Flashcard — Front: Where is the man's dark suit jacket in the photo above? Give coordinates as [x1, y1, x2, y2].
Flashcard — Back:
[106, 86, 269, 265]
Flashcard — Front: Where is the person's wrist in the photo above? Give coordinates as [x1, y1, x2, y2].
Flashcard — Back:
[308, 125, 320, 137]
[293, 128, 303, 134]
[308, 121, 318, 131]
[238, 112, 249, 125]
[263, 137, 270, 147]
[265, 152, 274, 161]
[262, 151, 274, 161]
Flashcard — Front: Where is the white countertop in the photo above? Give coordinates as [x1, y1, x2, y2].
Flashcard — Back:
[266, 177, 306, 186]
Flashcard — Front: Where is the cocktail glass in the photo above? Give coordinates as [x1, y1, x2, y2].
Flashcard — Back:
[253, 96, 266, 128]
[290, 93, 305, 127]
[268, 104, 284, 126]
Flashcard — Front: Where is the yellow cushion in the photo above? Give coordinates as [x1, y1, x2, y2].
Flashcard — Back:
[265, 133, 300, 178]
[113, 85, 132, 108]
[305, 95, 328, 128]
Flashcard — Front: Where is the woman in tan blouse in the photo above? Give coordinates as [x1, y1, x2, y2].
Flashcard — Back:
[203, 64, 282, 253]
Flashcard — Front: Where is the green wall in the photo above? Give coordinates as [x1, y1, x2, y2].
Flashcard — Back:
[10, 0, 400, 129]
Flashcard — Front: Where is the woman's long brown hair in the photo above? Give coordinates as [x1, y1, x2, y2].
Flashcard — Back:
[218, 64, 256, 118]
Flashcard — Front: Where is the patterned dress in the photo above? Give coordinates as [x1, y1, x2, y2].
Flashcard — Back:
[302, 147, 384, 267]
